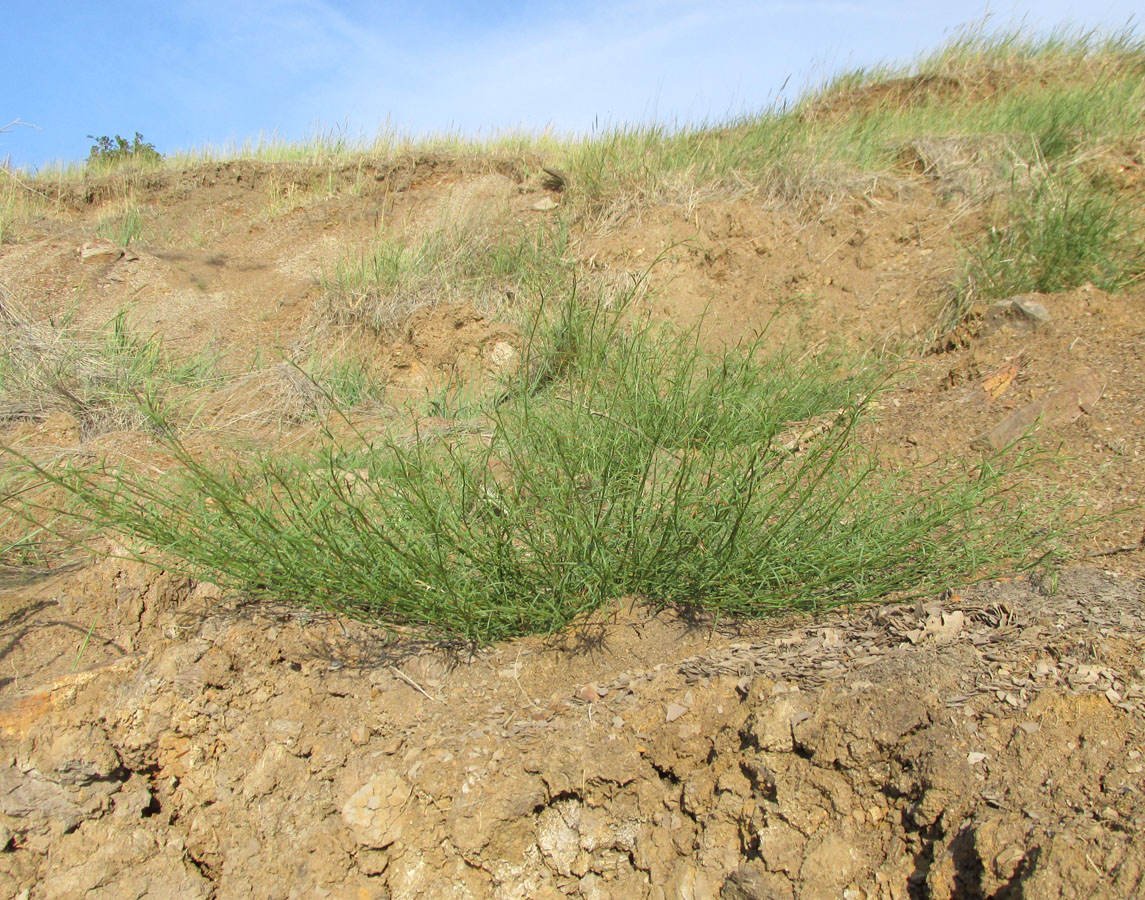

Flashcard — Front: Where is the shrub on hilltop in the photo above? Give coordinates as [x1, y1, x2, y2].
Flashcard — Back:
[86, 132, 161, 167]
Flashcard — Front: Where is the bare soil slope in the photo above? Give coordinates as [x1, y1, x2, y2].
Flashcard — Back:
[1, 154, 1143, 900]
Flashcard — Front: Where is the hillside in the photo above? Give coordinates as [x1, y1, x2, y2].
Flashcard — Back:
[1, 28, 1144, 900]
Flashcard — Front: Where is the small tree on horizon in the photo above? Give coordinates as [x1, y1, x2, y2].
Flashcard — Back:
[87, 132, 161, 165]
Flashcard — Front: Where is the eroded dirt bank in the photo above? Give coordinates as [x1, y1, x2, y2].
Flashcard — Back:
[2, 565, 1143, 900]
[1, 143, 1144, 899]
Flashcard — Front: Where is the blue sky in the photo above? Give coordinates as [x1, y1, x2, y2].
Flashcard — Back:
[3, 1, 1140, 169]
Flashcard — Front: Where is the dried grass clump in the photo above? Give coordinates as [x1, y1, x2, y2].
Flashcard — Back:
[317, 218, 571, 337]
[0, 287, 214, 439]
[897, 135, 1045, 205]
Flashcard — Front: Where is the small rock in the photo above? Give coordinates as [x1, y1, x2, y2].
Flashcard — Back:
[341, 771, 412, 848]
[749, 696, 809, 752]
[269, 719, 304, 744]
[576, 685, 602, 703]
[986, 296, 1051, 331]
[967, 752, 988, 765]
[78, 240, 126, 264]
[37, 724, 121, 786]
[665, 702, 689, 723]
[486, 340, 518, 371]
[668, 862, 717, 900]
[349, 725, 371, 746]
[532, 196, 559, 211]
[721, 862, 788, 900]
[357, 848, 391, 875]
[970, 371, 1103, 452]
[112, 779, 154, 820]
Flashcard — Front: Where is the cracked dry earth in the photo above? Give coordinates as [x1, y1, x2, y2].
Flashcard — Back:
[1, 564, 1144, 900]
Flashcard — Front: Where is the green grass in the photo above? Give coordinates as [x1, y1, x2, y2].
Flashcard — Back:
[304, 354, 384, 409]
[557, 25, 1145, 223]
[13, 289, 1060, 643]
[95, 198, 146, 247]
[802, 25, 1145, 158]
[263, 351, 387, 424]
[317, 217, 571, 335]
[957, 169, 1145, 304]
[0, 168, 60, 244]
[4, 22, 1126, 635]
[0, 185, 19, 245]
[0, 520, 73, 571]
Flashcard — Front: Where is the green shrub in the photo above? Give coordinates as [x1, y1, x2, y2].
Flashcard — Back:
[87, 132, 161, 166]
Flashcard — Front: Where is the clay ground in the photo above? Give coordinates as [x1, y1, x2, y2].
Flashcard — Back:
[0, 156, 1143, 899]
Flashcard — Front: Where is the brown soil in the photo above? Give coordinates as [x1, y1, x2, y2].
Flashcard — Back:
[1, 156, 1143, 899]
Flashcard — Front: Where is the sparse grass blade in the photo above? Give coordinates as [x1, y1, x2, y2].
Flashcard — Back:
[95, 196, 146, 247]
[317, 218, 571, 336]
[0, 301, 218, 437]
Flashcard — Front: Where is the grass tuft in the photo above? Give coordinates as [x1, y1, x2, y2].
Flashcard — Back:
[265, 353, 386, 424]
[95, 195, 146, 247]
[0, 297, 217, 438]
[13, 290, 1061, 643]
[317, 218, 571, 336]
[958, 168, 1145, 305]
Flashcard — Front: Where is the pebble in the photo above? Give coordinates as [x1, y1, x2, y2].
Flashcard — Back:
[665, 703, 689, 723]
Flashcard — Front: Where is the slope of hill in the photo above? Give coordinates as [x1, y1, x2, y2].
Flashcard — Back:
[1, 27, 1144, 900]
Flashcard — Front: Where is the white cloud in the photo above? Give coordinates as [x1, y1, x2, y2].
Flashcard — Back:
[151, 0, 1145, 145]
[303, 0, 907, 134]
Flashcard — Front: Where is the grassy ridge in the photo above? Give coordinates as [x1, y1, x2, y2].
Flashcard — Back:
[7, 25, 1139, 309]
[7, 26, 1142, 200]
